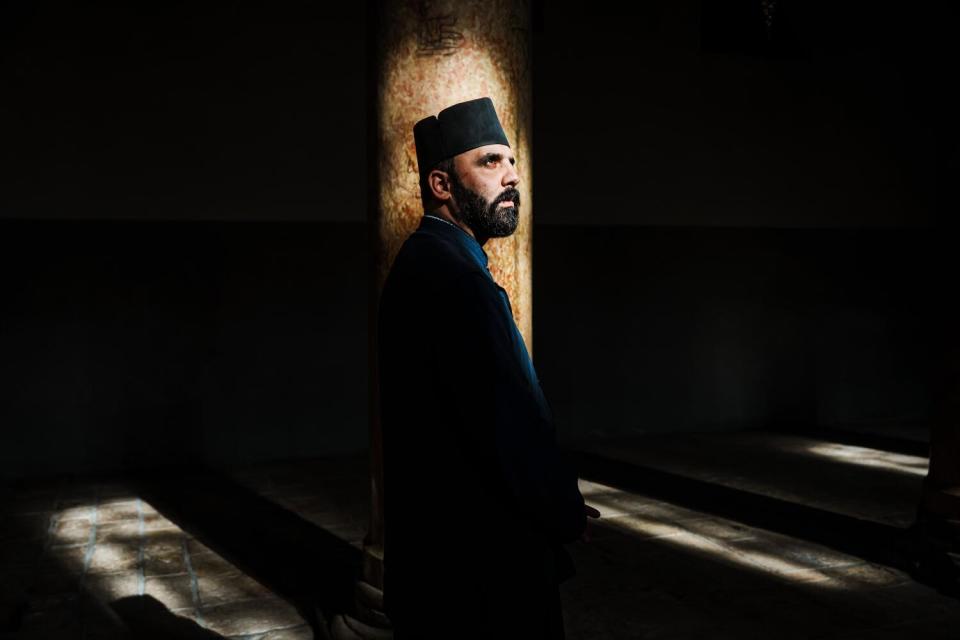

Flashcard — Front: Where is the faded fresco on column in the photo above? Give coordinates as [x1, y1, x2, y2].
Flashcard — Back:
[375, 0, 534, 351]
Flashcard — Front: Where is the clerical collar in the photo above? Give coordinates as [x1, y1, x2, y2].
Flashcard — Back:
[421, 214, 489, 272]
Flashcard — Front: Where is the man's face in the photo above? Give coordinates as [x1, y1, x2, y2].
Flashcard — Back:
[448, 144, 521, 240]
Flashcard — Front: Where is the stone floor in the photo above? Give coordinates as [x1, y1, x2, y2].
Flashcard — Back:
[2, 430, 958, 639]
[579, 431, 928, 526]
[1, 457, 369, 640]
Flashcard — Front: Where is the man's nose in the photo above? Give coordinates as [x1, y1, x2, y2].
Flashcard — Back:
[503, 163, 520, 188]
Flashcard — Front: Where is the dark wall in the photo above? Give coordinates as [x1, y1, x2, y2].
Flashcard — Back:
[533, 226, 940, 442]
[2, 2, 954, 476]
[2, 220, 942, 476]
[532, 1, 941, 228]
[1, 1, 365, 221]
[3, 1, 944, 228]
[1, 221, 368, 477]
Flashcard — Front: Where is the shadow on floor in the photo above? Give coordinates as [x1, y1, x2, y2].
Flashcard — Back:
[135, 466, 362, 634]
[0, 480, 195, 639]
[573, 448, 901, 564]
[111, 596, 226, 639]
[572, 449, 960, 599]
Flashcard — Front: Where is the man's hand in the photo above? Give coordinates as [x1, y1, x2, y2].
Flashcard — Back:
[580, 505, 601, 542]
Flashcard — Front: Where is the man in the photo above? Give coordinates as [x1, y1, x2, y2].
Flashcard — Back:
[378, 97, 598, 638]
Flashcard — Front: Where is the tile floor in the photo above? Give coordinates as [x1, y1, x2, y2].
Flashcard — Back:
[2, 432, 958, 639]
[1, 456, 368, 639]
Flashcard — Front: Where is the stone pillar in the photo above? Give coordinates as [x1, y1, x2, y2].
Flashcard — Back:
[921, 210, 960, 531]
[922, 328, 960, 525]
[372, 0, 533, 342]
[924, 423, 960, 518]
[910, 269, 960, 590]
[360, 0, 533, 633]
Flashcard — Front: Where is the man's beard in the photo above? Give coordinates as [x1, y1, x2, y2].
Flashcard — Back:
[448, 172, 520, 239]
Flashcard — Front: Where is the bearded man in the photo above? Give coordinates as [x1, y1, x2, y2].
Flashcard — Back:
[377, 97, 598, 639]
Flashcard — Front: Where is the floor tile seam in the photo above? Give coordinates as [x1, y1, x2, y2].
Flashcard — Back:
[181, 536, 204, 626]
[136, 498, 145, 596]
[80, 497, 100, 579]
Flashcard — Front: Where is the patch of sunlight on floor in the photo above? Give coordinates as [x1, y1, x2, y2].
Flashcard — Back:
[583, 485, 905, 590]
[798, 442, 928, 477]
[47, 496, 306, 636]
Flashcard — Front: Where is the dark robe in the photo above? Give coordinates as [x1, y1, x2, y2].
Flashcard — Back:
[378, 215, 586, 639]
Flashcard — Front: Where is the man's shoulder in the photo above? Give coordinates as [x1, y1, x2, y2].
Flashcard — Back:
[388, 225, 486, 289]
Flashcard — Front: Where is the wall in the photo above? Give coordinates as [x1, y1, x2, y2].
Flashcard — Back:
[533, 225, 941, 442]
[1, 221, 369, 476]
[3, 2, 942, 228]
[1, 2, 952, 476]
[532, 1, 939, 228]
[1, 219, 944, 475]
[1, 1, 365, 222]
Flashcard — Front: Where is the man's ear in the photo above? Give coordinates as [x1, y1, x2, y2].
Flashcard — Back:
[426, 169, 452, 202]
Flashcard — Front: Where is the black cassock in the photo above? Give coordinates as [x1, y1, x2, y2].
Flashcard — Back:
[378, 215, 586, 639]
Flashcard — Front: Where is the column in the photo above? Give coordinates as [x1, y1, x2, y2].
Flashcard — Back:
[361, 0, 534, 634]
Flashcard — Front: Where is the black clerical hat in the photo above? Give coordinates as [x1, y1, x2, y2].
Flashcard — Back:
[413, 97, 510, 181]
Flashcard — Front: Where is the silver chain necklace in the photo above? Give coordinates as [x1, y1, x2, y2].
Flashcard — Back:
[423, 214, 461, 231]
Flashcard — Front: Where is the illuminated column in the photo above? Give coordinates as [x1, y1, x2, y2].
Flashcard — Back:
[373, 0, 533, 339]
[362, 0, 533, 625]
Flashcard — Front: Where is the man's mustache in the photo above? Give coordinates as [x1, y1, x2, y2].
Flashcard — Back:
[492, 188, 521, 208]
